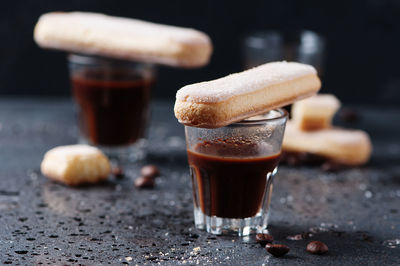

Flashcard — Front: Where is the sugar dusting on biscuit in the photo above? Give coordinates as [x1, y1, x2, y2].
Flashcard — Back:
[283, 121, 372, 165]
[324, 129, 371, 146]
[46, 144, 103, 157]
[286, 124, 370, 146]
[34, 12, 212, 67]
[37, 12, 210, 45]
[176, 61, 317, 103]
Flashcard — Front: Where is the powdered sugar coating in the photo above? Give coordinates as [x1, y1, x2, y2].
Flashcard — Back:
[322, 129, 371, 145]
[38, 12, 210, 45]
[176, 61, 317, 103]
[46, 144, 103, 157]
[285, 122, 370, 146]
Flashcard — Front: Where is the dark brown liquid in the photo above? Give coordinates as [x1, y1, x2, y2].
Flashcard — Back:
[71, 70, 153, 146]
[187, 140, 280, 219]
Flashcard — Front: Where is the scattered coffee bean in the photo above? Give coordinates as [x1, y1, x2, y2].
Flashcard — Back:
[333, 231, 344, 237]
[287, 234, 303, 240]
[306, 241, 328, 255]
[357, 232, 373, 242]
[303, 232, 313, 239]
[189, 233, 199, 239]
[140, 165, 160, 178]
[321, 161, 345, 172]
[286, 154, 302, 166]
[265, 244, 289, 257]
[340, 108, 359, 123]
[112, 166, 124, 179]
[18, 217, 28, 222]
[256, 233, 274, 246]
[281, 152, 326, 166]
[134, 176, 155, 189]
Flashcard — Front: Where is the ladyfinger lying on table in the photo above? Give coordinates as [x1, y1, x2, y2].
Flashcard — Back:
[283, 121, 372, 166]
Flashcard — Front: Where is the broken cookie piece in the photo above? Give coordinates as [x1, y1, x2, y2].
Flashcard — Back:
[291, 94, 341, 131]
[40, 145, 111, 186]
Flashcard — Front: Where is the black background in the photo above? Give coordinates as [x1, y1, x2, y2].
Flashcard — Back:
[1, 0, 399, 105]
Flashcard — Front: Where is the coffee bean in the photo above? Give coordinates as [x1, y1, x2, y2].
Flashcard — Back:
[256, 233, 274, 246]
[286, 153, 302, 166]
[306, 241, 328, 255]
[282, 152, 325, 166]
[321, 161, 344, 172]
[18, 217, 28, 222]
[286, 234, 303, 240]
[134, 176, 155, 189]
[340, 108, 359, 123]
[265, 244, 289, 257]
[140, 165, 160, 178]
[112, 166, 124, 179]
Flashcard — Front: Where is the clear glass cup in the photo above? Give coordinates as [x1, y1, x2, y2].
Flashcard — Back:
[243, 31, 283, 69]
[296, 30, 326, 77]
[68, 54, 155, 162]
[185, 109, 288, 236]
[243, 30, 325, 76]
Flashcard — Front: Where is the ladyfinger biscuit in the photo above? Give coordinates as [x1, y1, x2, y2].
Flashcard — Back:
[40, 145, 111, 186]
[175, 61, 321, 128]
[283, 121, 372, 165]
[34, 12, 212, 68]
[291, 94, 341, 131]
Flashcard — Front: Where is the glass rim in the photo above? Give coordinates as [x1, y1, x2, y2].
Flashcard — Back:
[67, 53, 155, 68]
[244, 30, 283, 48]
[228, 108, 288, 127]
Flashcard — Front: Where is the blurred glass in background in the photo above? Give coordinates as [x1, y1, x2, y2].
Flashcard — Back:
[243, 31, 283, 68]
[243, 30, 326, 78]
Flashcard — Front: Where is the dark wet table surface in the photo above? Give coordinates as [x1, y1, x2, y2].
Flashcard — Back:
[0, 98, 399, 265]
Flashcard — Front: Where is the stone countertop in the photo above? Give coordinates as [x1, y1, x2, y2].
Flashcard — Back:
[0, 98, 399, 265]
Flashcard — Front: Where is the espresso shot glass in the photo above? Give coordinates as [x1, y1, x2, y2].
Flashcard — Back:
[185, 109, 288, 236]
[68, 54, 155, 161]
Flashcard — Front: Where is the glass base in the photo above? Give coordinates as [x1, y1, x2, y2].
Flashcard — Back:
[79, 137, 148, 163]
[193, 207, 270, 237]
[191, 167, 277, 237]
